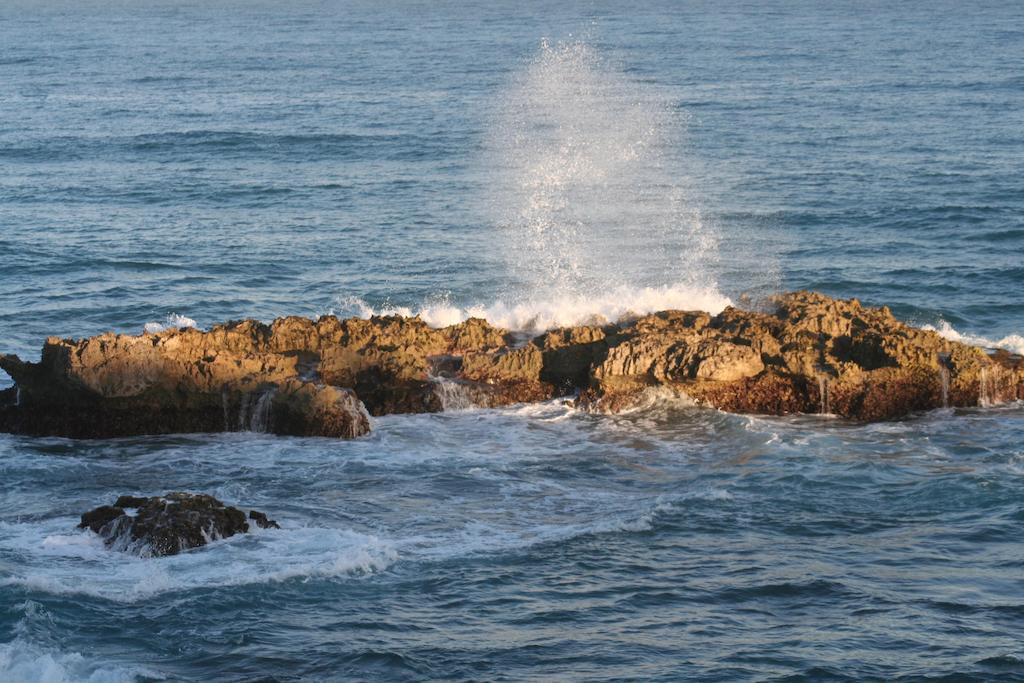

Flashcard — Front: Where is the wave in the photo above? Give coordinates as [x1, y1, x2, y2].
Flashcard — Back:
[921, 320, 1024, 355]
[335, 282, 731, 333]
[0, 487, 733, 603]
[0, 519, 396, 602]
[0, 130, 457, 163]
[399, 489, 732, 562]
[0, 637, 159, 683]
[4, 597, 164, 683]
[134, 282, 730, 338]
[143, 313, 197, 334]
[1, 600, 165, 681]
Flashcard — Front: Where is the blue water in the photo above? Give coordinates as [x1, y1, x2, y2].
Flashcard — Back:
[2, 1, 1024, 680]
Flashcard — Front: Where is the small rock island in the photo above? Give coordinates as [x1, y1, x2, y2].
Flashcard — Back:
[80, 493, 280, 557]
[1, 291, 1021, 439]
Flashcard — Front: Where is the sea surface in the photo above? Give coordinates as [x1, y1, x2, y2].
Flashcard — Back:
[2, 1, 1024, 680]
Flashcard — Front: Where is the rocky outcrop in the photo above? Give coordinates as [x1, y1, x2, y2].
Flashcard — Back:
[0, 314, 515, 437]
[79, 493, 279, 557]
[1, 291, 1021, 438]
[0, 320, 377, 438]
[580, 292, 1023, 417]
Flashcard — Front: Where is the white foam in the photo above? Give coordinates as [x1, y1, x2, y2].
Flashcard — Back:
[0, 518, 396, 602]
[0, 638, 157, 683]
[335, 282, 731, 333]
[603, 386, 699, 414]
[921, 320, 1024, 355]
[143, 313, 197, 334]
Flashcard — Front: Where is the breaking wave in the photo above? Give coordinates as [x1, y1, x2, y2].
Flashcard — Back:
[335, 283, 731, 332]
[0, 518, 397, 602]
[922, 320, 1024, 355]
[1, 600, 164, 682]
[143, 313, 197, 334]
[0, 638, 157, 683]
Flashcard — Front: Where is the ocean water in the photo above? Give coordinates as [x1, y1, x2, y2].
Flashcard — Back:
[2, 1, 1024, 680]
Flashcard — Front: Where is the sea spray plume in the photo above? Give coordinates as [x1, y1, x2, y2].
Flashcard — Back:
[485, 38, 722, 305]
[330, 39, 730, 332]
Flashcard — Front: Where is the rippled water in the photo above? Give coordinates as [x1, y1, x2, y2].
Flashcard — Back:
[2, 1, 1024, 680]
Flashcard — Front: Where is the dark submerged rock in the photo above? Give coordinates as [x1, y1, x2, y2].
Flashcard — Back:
[114, 495, 148, 508]
[79, 505, 126, 534]
[79, 493, 280, 557]
[249, 510, 281, 530]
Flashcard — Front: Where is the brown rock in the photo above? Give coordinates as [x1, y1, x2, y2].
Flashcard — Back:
[578, 291, 1023, 420]
[2, 291, 1022, 434]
